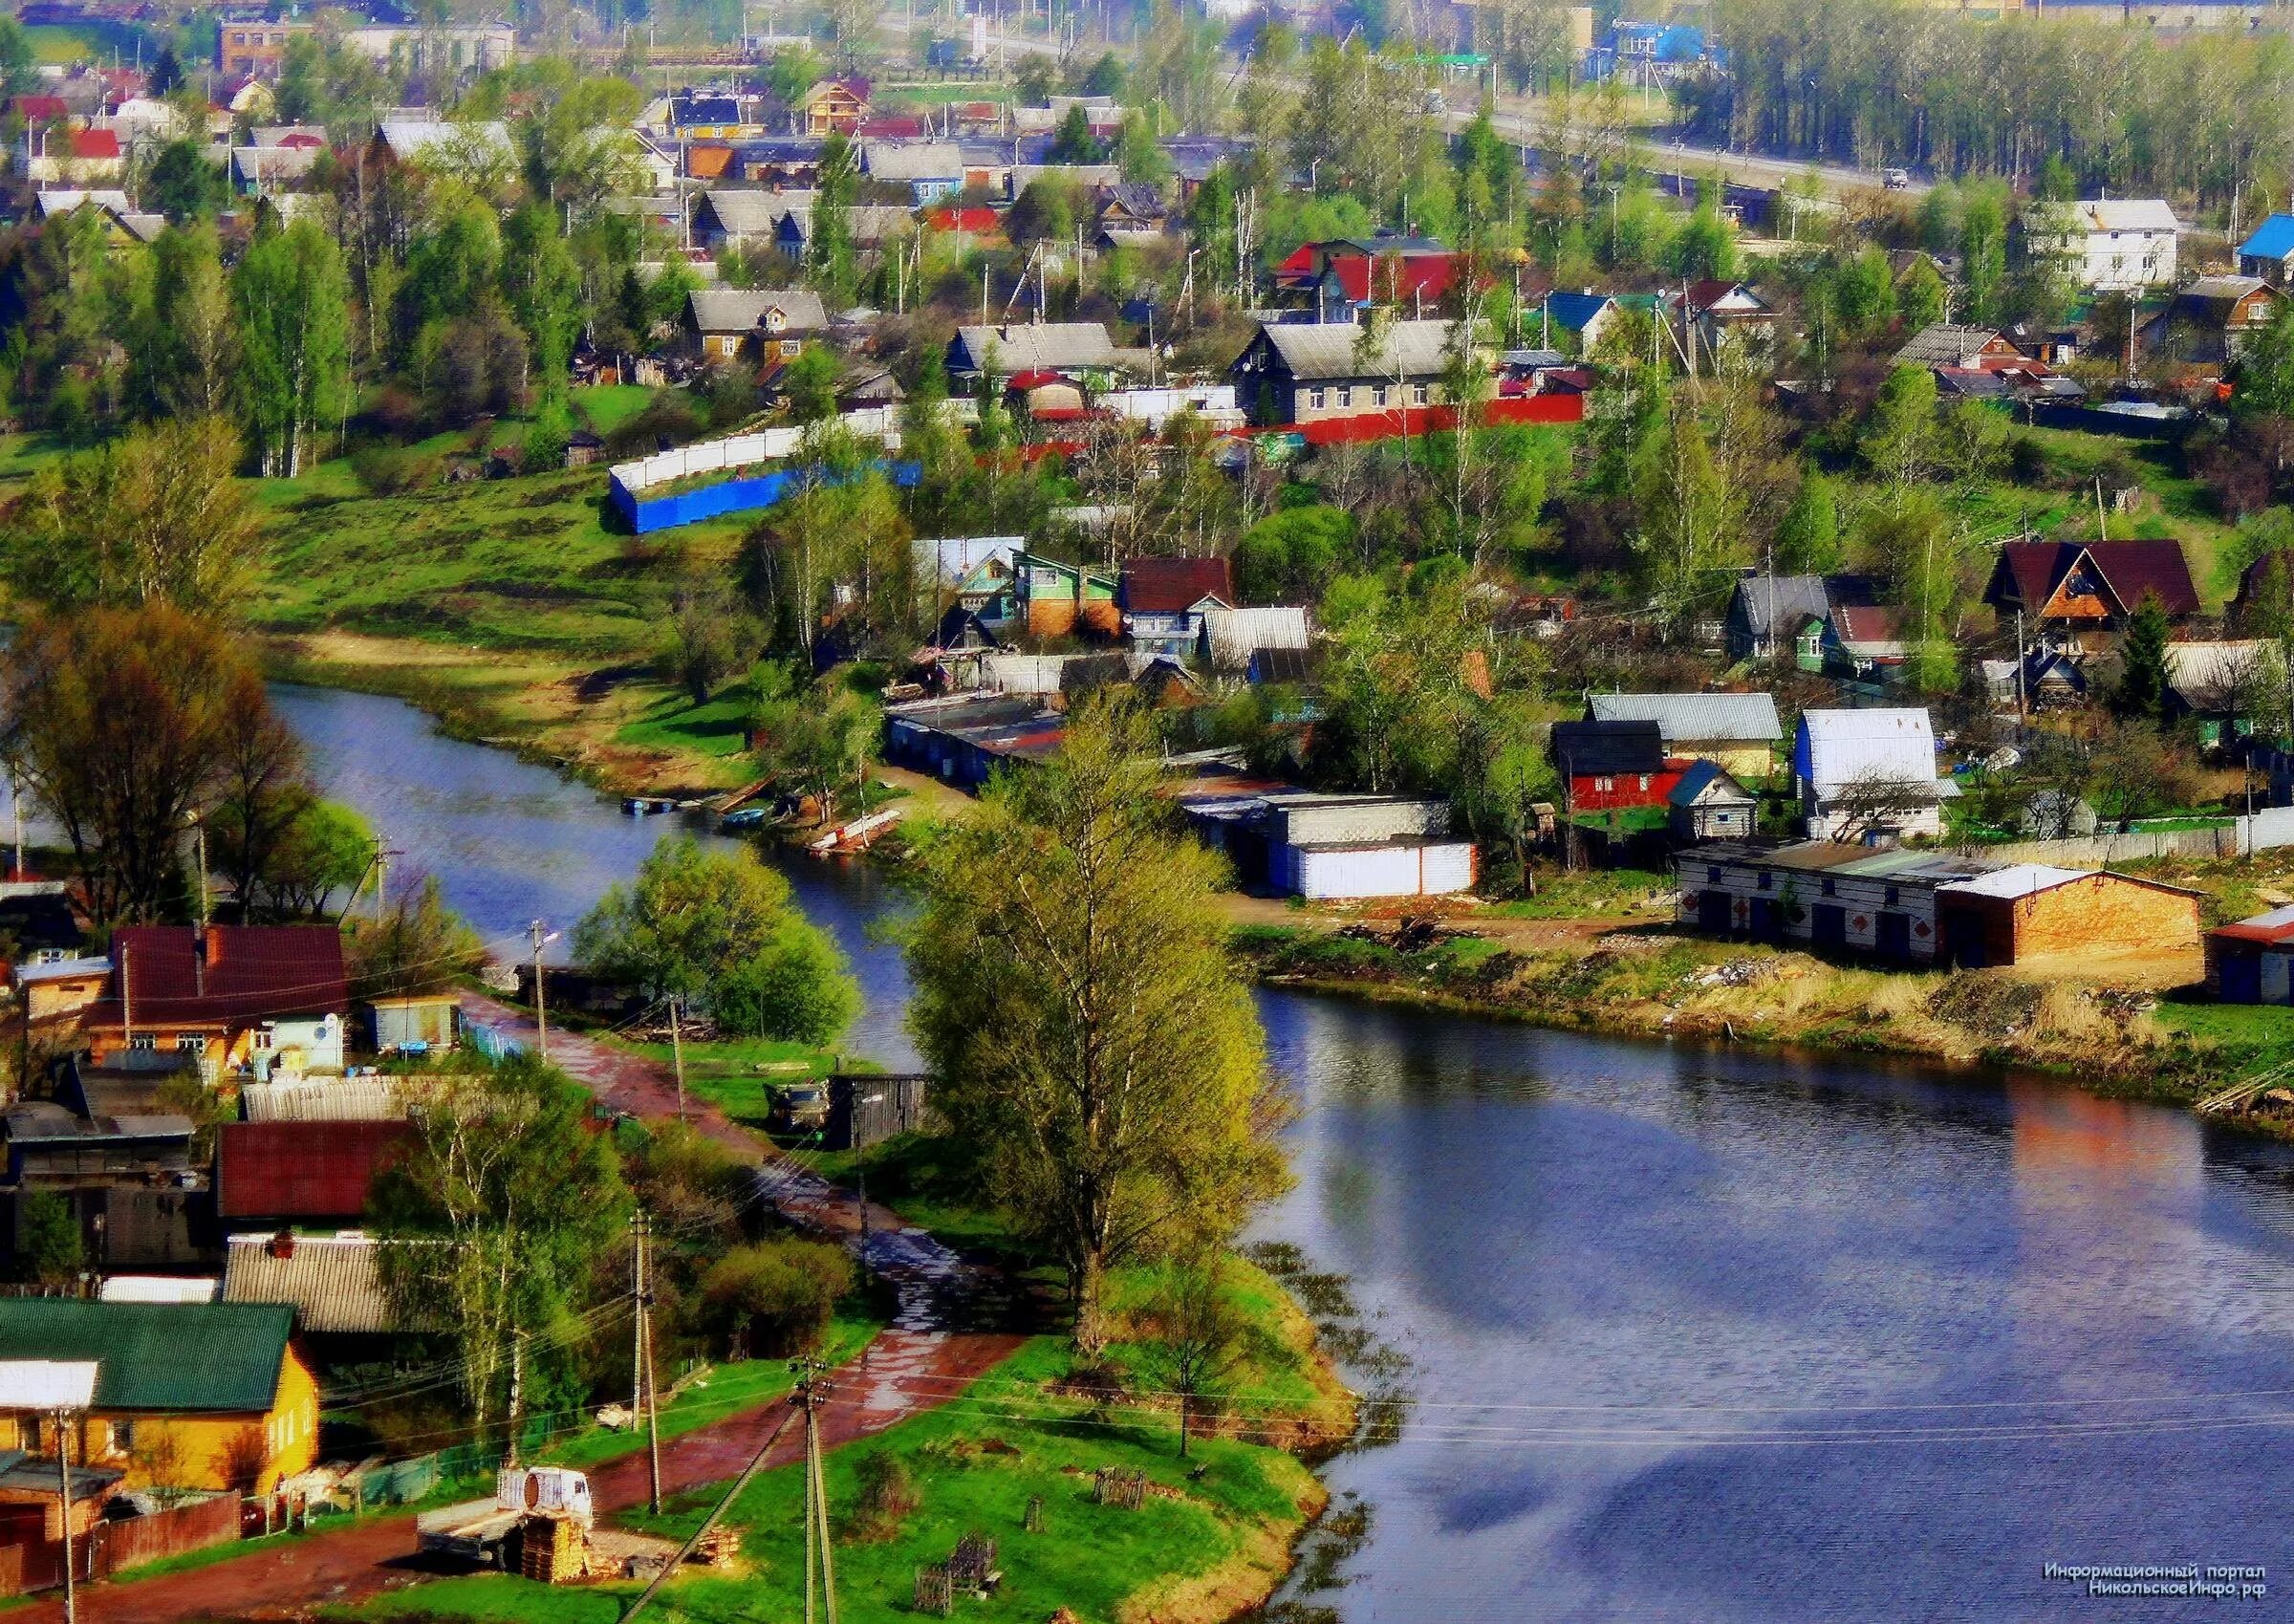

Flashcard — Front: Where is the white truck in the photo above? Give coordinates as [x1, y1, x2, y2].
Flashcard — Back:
[416, 1466, 595, 1567]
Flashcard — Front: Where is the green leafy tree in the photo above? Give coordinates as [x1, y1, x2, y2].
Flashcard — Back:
[1775, 468, 1842, 573]
[143, 139, 229, 226]
[232, 219, 352, 477]
[2234, 302, 2294, 425]
[501, 206, 582, 408]
[2113, 592, 2175, 721]
[1862, 365, 1943, 495]
[1959, 181, 2009, 325]
[344, 876, 486, 1001]
[1234, 506, 1352, 603]
[807, 134, 859, 306]
[372, 1054, 632, 1448]
[702, 1238, 855, 1357]
[782, 343, 839, 423]
[1634, 400, 1737, 626]
[575, 834, 857, 1045]
[1050, 103, 1102, 163]
[1897, 255, 1948, 333]
[17, 1191, 82, 1285]
[904, 696, 1290, 1352]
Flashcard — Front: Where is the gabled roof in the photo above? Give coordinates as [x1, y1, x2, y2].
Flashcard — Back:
[1551, 719, 1666, 775]
[2240, 213, 2294, 263]
[1988, 540, 2199, 618]
[2024, 198, 2180, 235]
[375, 118, 514, 168]
[1122, 556, 1232, 614]
[0, 1301, 291, 1413]
[1543, 292, 1614, 333]
[951, 321, 1118, 374]
[1894, 324, 2017, 369]
[1246, 318, 1458, 382]
[860, 140, 963, 180]
[223, 1234, 397, 1335]
[1668, 759, 1755, 808]
[697, 187, 794, 237]
[686, 287, 829, 336]
[1729, 574, 1832, 638]
[217, 1119, 413, 1223]
[68, 129, 119, 161]
[1587, 691, 1782, 744]
[92, 925, 347, 1028]
[1798, 707, 1937, 794]
[2213, 901, 2294, 944]
[1831, 603, 1909, 655]
[1202, 605, 1309, 670]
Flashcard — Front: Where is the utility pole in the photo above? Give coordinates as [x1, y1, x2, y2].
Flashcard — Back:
[668, 1001, 686, 1121]
[373, 839, 390, 924]
[530, 920, 550, 1061]
[617, 1409, 799, 1624]
[795, 1357, 839, 1624]
[507, 1331, 527, 1466]
[632, 1210, 662, 1513]
[55, 1415, 75, 1624]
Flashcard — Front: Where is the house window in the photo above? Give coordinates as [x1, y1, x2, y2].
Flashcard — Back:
[1637, 774, 1651, 791]
[1594, 775, 1614, 792]
[174, 1034, 202, 1053]
[1885, 885, 1900, 905]
[128, 1033, 155, 1050]
[1821, 877, 1836, 897]
[1337, 386, 1353, 408]
[1411, 384, 1429, 406]
[1308, 387, 1326, 410]
[1373, 384, 1389, 406]
[1757, 872, 1772, 891]
[1707, 866, 1721, 882]
[252, 1029, 273, 1052]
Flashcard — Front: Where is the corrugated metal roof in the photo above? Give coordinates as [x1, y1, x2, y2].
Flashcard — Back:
[1588, 691, 1782, 744]
[0, 1302, 289, 1413]
[1799, 708, 1937, 794]
[1253, 318, 1456, 382]
[218, 1120, 413, 1222]
[1203, 606, 1309, 670]
[240, 1079, 422, 1121]
[224, 1235, 398, 1335]
[0, 1361, 100, 1410]
[952, 322, 1117, 373]
[2240, 213, 2294, 262]
[1938, 864, 2091, 899]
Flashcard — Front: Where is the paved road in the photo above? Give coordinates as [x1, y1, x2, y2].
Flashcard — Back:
[21, 1003, 1021, 1622]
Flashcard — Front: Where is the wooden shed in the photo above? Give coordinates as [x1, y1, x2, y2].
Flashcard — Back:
[1934, 866, 2202, 969]
[1668, 761, 1758, 841]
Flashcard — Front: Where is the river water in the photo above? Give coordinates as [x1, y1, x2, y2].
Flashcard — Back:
[280, 682, 2294, 1622]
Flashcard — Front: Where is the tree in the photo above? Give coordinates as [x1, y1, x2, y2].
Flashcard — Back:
[1861, 365, 1943, 495]
[143, 139, 228, 226]
[663, 574, 754, 703]
[574, 835, 857, 1044]
[2233, 301, 2294, 426]
[17, 1191, 82, 1285]
[1115, 112, 1170, 185]
[1050, 103, 1102, 164]
[1234, 506, 1352, 603]
[233, 219, 352, 477]
[750, 667, 882, 828]
[2113, 591, 2174, 721]
[261, 800, 375, 920]
[1634, 399, 1737, 626]
[905, 696, 1290, 1351]
[782, 343, 839, 424]
[1139, 1251, 1247, 1457]
[701, 1238, 854, 1357]
[372, 1054, 632, 1447]
[1775, 468, 1841, 573]
[149, 225, 238, 419]
[807, 135, 859, 306]
[8, 416, 266, 613]
[0, 17, 35, 97]
[1898, 255, 1948, 332]
[501, 206, 582, 407]
[344, 876, 486, 1001]
[1, 606, 281, 923]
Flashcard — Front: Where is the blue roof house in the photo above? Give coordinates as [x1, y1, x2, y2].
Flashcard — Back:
[1540, 291, 1617, 353]
[2239, 214, 2294, 287]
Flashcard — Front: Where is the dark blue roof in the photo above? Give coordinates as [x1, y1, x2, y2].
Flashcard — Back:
[1544, 291, 1613, 333]
[2241, 214, 2294, 264]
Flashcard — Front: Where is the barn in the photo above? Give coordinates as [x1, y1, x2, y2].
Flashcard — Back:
[2206, 904, 2294, 1003]
[1934, 866, 2201, 969]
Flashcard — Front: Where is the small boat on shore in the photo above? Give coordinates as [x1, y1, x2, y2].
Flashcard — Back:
[622, 795, 675, 815]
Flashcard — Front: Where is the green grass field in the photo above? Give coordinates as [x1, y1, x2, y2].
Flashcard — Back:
[608, 1035, 845, 1132]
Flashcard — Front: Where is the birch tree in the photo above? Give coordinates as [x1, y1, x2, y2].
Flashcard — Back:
[232, 219, 352, 478]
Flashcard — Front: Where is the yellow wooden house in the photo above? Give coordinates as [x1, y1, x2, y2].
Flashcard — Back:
[0, 1302, 319, 1494]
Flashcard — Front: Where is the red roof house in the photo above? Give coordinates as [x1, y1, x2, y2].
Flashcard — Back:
[1120, 556, 1234, 615]
[68, 129, 120, 161]
[77, 925, 350, 1072]
[217, 1120, 414, 1224]
[1984, 540, 2200, 639]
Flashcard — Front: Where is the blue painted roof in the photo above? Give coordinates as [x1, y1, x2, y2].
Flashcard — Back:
[2240, 214, 2294, 264]
[1544, 292, 1613, 333]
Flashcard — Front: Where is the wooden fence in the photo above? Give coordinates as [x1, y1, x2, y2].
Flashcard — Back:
[0, 1493, 242, 1596]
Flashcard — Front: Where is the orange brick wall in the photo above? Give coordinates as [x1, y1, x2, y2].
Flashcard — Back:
[2013, 875, 2200, 959]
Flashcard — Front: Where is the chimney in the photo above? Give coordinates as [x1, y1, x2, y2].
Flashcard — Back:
[269, 1229, 295, 1260]
[205, 925, 223, 968]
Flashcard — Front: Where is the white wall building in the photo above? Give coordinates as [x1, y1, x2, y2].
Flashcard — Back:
[2023, 199, 2180, 292]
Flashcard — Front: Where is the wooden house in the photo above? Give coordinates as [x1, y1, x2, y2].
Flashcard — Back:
[1668, 761, 1759, 841]
[0, 1301, 318, 1493]
[2141, 275, 2282, 369]
[1120, 557, 1232, 660]
[1229, 319, 1465, 428]
[1012, 552, 1117, 639]
[1584, 692, 1781, 782]
[1549, 721, 1685, 812]
[1793, 708, 1955, 842]
[2237, 213, 2294, 286]
[797, 78, 870, 136]
[1983, 539, 2200, 651]
[682, 288, 828, 364]
[76, 925, 348, 1081]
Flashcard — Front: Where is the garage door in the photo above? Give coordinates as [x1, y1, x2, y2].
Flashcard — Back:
[1811, 903, 1846, 949]
[1698, 890, 1731, 932]
[1874, 911, 1914, 962]
[2221, 952, 2262, 1004]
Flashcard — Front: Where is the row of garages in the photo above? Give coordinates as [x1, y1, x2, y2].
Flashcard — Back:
[1677, 842, 2203, 967]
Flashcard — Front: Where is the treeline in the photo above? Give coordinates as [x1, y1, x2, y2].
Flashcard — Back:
[1685, 0, 2294, 209]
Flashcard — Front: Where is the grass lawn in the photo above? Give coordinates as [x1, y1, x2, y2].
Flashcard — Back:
[2147, 999, 2294, 1071]
[1482, 866, 1675, 919]
[344, 1337, 1325, 1624]
[607, 1035, 845, 1132]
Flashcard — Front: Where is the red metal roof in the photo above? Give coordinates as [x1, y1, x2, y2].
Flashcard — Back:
[1122, 556, 1233, 613]
[69, 129, 120, 160]
[1322, 253, 1456, 305]
[217, 1120, 413, 1222]
[12, 96, 67, 121]
[1990, 540, 2199, 618]
[926, 205, 1001, 233]
[95, 924, 349, 1026]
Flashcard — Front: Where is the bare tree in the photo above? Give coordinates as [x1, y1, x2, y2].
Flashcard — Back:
[1823, 766, 1940, 842]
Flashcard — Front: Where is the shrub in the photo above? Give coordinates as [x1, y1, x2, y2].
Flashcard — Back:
[845, 1449, 920, 1541]
[700, 1237, 854, 1357]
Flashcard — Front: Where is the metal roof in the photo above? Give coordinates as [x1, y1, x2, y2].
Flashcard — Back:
[1730, 574, 1832, 638]
[0, 1301, 291, 1414]
[2240, 213, 2294, 263]
[1202, 606, 1309, 670]
[1798, 708, 1937, 794]
[951, 322, 1118, 374]
[687, 288, 829, 335]
[1588, 691, 1782, 744]
[0, 1360, 99, 1411]
[1937, 864, 2091, 899]
[1251, 319, 1457, 382]
[224, 1235, 398, 1335]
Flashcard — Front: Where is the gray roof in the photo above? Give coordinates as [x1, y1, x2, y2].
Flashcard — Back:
[223, 1234, 398, 1335]
[687, 287, 829, 336]
[1588, 691, 1782, 745]
[862, 141, 963, 181]
[1730, 574, 1831, 638]
[376, 119, 514, 168]
[1894, 324, 2011, 368]
[701, 187, 799, 237]
[1252, 319, 1459, 382]
[952, 321, 1119, 374]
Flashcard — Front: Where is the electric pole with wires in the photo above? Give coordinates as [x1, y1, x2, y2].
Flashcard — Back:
[794, 1355, 839, 1624]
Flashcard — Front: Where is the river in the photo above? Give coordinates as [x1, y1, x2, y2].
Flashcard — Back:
[280, 682, 2294, 1622]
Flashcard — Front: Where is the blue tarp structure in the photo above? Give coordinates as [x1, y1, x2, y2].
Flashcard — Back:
[612, 459, 922, 533]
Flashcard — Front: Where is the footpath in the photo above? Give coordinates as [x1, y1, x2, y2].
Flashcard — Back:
[19, 997, 1021, 1623]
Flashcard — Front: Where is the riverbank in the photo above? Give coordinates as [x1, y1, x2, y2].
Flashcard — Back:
[1234, 917, 2294, 1129]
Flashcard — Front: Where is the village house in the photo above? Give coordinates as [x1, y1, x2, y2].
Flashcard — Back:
[796, 78, 870, 136]
[1120, 557, 1233, 660]
[1983, 539, 2200, 651]
[2207, 903, 2294, 1002]
[216, 1120, 413, 1233]
[2237, 213, 2294, 286]
[1539, 291, 1624, 354]
[1275, 236, 1458, 321]
[1584, 692, 1782, 782]
[1550, 720, 1686, 813]
[682, 288, 828, 364]
[1230, 319, 1465, 428]
[1819, 602, 1912, 682]
[1011, 551, 1119, 639]
[860, 141, 963, 203]
[1671, 281, 1775, 354]
[1201, 605, 1312, 676]
[1680, 842, 2199, 967]
[2140, 275, 2283, 369]
[2162, 639, 2272, 749]
[1179, 786, 1476, 899]
[217, 19, 311, 77]
[1668, 761, 1761, 841]
[1794, 708, 1956, 842]
[690, 187, 807, 252]
[1094, 182, 1169, 249]
[947, 322, 1120, 381]
[222, 1231, 404, 1346]
[0, 1301, 319, 1494]
[75, 924, 349, 1082]
[2019, 199, 2180, 292]
[1894, 323, 2026, 371]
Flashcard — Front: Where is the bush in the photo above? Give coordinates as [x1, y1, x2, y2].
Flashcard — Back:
[845, 1449, 920, 1541]
[701, 1237, 854, 1357]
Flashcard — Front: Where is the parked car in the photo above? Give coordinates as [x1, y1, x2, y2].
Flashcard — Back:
[772, 1083, 829, 1131]
[1882, 167, 1911, 190]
